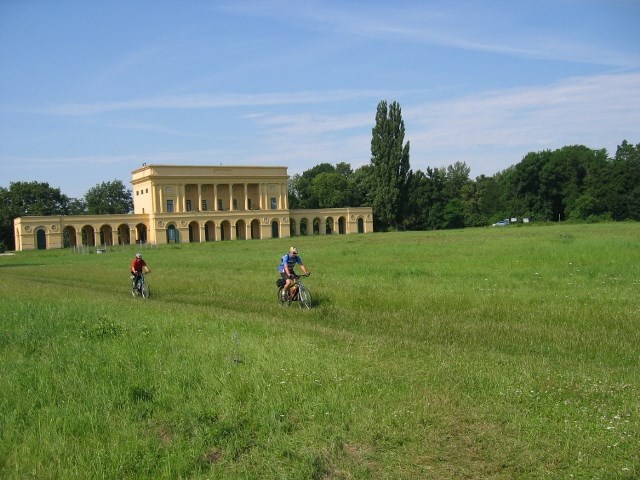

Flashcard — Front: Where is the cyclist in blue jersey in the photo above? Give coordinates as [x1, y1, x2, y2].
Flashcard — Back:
[279, 246, 310, 300]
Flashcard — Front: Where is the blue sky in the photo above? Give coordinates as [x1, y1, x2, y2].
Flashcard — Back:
[1, 0, 639, 199]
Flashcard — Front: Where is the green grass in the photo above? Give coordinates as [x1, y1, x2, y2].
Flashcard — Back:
[1, 222, 639, 479]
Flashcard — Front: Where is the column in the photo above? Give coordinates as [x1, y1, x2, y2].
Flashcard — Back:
[158, 186, 164, 213]
[198, 184, 202, 211]
[177, 185, 181, 213]
[151, 185, 158, 213]
[282, 182, 288, 209]
[213, 184, 218, 211]
[279, 183, 285, 210]
[244, 183, 248, 210]
[228, 183, 233, 210]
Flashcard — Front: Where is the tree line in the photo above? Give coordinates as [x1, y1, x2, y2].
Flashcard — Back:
[289, 100, 639, 231]
[1, 100, 638, 251]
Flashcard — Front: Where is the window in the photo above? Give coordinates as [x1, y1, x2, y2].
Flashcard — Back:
[136, 190, 139, 196]
[270, 197, 277, 209]
[217, 199, 223, 211]
[186, 200, 192, 212]
[248, 199, 252, 210]
[166, 199, 174, 213]
[201, 200, 207, 211]
[233, 199, 238, 210]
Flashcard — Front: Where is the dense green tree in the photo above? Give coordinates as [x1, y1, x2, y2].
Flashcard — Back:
[608, 140, 640, 220]
[84, 180, 133, 215]
[287, 177, 301, 209]
[539, 145, 607, 221]
[310, 172, 352, 208]
[288, 163, 336, 209]
[468, 174, 506, 224]
[67, 198, 88, 215]
[424, 167, 448, 230]
[508, 151, 552, 219]
[568, 194, 601, 220]
[443, 198, 466, 229]
[444, 161, 471, 200]
[349, 164, 374, 207]
[335, 162, 353, 178]
[369, 100, 411, 231]
[0, 181, 71, 250]
[403, 170, 429, 230]
[459, 182, 484, 227]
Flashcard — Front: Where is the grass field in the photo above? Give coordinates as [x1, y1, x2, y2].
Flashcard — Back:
[1, 222, 638, 479]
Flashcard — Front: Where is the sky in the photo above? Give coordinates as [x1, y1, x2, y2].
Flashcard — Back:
[1, 0, 639, 199]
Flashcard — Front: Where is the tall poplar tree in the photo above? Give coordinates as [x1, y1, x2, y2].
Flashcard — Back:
[370, 100, 411, 231]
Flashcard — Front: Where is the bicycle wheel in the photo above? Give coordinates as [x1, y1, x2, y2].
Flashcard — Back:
[298, 287, 312, 309]
[131, 283, 139, 297]
[277, 287, 288, 305]
[141, 282, 150, 299]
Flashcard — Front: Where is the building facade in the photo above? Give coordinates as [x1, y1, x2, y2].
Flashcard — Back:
[13, 165, 373, 251]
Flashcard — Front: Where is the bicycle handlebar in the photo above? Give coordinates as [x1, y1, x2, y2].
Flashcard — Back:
[291, 273, 310, 279]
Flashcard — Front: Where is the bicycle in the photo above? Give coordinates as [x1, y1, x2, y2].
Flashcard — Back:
[277, 273, 312, 309]
[131, 272, 151, 299]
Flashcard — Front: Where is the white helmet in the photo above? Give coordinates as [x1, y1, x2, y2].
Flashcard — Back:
[135, 253, 142, 259]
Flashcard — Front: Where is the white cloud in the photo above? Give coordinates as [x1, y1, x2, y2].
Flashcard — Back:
[38, 90, 392, 116]
[406, 72, 640, 147]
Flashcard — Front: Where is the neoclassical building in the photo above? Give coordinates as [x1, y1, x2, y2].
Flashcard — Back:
[13, 165, 373, 251]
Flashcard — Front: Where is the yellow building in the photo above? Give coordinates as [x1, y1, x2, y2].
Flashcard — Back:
[13, 165, 373, 251]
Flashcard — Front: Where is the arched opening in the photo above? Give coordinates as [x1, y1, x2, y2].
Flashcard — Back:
[313, 217, 321, 235]
[188, 221, 200, 243]
[236, 220, 247, 240]
[99, 225, 113, 246]
[117, 224, 130, 245]
[250, 219, 261, 239]
[63, 226, 77, 248]
[325, 217, 334, 234]
[36, 228, 47, 250]
[135, 223, 148, 244]
[220, 220, 231, 241]
[338, 217, 346, 234]
[204, 221, 216, 241]
[271, 220, 279, 238]
[289, 218, 297, 237]
[358, 218, 365, 233]
[82, 225, 95, 246]
[166, 224, 179, 243]
[300, 218, 308, 236]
